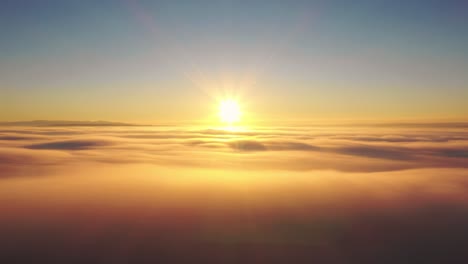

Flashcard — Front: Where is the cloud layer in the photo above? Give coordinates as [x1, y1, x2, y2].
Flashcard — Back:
[1, 123, 468, 176]
[1, 123, 468, 263]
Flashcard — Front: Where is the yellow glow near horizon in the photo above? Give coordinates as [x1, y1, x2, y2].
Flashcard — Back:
[219, 99, 241, 124]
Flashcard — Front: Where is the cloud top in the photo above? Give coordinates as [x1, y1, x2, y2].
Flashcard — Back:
[1, 122, 468, 262]
[0, 123, 467, 176]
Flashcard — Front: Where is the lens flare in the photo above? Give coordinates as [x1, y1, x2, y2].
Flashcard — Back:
[219, 99, 241, 124]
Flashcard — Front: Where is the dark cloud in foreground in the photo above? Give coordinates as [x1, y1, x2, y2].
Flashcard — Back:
[25, 139, 112, 150]
[0, 136, 35, 141]
[334, 145, 414, 161]
[439, 149, 468, 158]
[229, 140, 267, 151]
[334, 135, 468, 143]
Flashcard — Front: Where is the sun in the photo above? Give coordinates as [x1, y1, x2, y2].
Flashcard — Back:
[219, 99, 241, 124]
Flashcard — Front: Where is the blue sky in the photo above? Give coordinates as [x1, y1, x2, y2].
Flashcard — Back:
[1, 0, 467, 121]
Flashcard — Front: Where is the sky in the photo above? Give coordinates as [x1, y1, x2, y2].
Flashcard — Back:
[1, 0, 467, 122]
[1, 2, 468, 261]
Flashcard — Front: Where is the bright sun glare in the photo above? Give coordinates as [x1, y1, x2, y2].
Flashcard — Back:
[219, 99, 241, 124]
